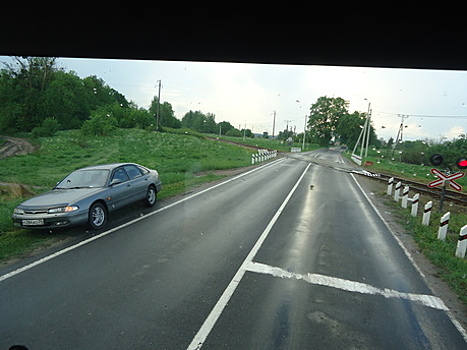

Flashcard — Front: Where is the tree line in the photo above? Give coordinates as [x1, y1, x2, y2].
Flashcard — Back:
[307, 96, 466, 168]
[0, 57, 255, 138]
[4, 57, 461, 161]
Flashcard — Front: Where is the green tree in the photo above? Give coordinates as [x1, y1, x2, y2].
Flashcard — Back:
[39, 70, 92, 129]
[149, 97, 181, 129]
[308, 96, 349, 146]
[181, 110, 217, 133]
[242, 129, 253, 138]
[218, 121, 235, 135]
[226, 128, 242, 137]
[0, 57, 58, 131]
[335, 111, 377, 148]
[0, 57, 132, 133]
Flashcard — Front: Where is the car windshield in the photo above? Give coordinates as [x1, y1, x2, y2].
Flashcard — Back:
[3, 50, 467, 350]
[56, 169, 109, 188]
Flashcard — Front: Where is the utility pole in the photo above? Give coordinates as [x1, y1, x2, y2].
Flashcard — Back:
[351, 99, 371, 165]
[364, 108, 372, 157]
[302, 114, 307, 150]
[392, 114, 409, 157]
[272, 110, 276, 140]
[156, 80, 162, 131]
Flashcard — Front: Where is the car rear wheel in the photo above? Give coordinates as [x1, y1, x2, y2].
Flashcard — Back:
[89, 202, 107, 229]
[145, 185, 157, 207]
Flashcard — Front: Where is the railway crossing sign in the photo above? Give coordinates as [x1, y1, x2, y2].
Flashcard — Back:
[428, 168, 465, 191]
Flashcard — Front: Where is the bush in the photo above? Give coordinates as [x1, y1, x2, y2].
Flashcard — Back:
[32, 117, 62, 138]
[226, 129, 242, 137]
[81, 109, 117, 136]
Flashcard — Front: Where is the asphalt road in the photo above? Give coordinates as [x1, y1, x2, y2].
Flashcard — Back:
[1, 149, 466, 349]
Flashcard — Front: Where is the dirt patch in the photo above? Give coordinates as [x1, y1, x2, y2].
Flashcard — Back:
[354, 173, 467, 331]
[0, 136, 37, 159]
[0, 182, 34, 199]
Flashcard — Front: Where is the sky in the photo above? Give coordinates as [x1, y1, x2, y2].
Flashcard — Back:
[3, 56, 467, 141]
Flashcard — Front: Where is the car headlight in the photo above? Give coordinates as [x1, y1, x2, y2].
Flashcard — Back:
[48, 206, 79, 214]
[14, 208, 24, 215]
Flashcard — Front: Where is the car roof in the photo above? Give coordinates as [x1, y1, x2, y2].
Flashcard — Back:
[77, 163, 139, 171]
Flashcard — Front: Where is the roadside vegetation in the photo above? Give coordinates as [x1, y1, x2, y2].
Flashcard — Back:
[0, 128, 262, 260]
[343, 142, 467, 190]
[380, 193, 467, 305]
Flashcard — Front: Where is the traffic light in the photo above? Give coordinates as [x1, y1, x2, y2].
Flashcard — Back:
[456, 157, 467, 169]
[429, 154, 444, 167]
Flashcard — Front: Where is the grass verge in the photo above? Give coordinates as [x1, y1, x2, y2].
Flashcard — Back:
[0, 128, 257, 262]
[381, 193, 467, 305]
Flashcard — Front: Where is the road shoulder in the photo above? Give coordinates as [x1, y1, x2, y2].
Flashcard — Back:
[353, 173, 467, 331]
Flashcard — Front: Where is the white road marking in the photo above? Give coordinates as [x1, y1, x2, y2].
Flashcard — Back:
[186, 163, 312, 350]
[246, 261, 448, 311]
[0, 158, 285, 283]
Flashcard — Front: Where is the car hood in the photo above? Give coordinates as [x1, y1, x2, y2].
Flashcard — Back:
[18, 188, 105, 208]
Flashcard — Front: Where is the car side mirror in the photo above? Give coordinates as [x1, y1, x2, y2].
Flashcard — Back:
[110, 178, 122, 186]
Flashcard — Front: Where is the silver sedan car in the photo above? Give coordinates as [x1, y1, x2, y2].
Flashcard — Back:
[12, 163, 162, 230]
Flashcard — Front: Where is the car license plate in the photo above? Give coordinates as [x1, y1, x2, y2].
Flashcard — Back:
[22, 219, 45, 226]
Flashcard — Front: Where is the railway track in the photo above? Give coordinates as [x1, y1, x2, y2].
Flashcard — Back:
[367, 172, 467, 206]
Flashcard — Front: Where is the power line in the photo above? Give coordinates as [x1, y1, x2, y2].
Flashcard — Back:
[374, 111, 467, 119]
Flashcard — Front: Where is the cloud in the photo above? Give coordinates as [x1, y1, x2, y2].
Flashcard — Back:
[442, 125, 465, 139]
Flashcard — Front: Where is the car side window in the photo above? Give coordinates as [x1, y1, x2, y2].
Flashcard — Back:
[111, 168, 129, 183]
[124, 165, 143, 180]
[137, 166, 150, 175]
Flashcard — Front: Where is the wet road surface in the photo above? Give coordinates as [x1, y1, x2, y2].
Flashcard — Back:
[1, 149, 466, 349]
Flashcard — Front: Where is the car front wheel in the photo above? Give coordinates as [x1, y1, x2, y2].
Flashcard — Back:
[145, 185, 157, 207]
[89, 202, 107, 229]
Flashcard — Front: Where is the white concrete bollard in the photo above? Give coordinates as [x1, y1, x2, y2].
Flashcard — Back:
[411, 193, 419, 217]
[455, 225, 467, 258]
[422, 201, 432, 226]
[437, 212, 450, 241]
[252, 154, 255, 165]
[387, 177, 394, 196]
[401, 186, 410, 208]
[394, 181, 402, 202]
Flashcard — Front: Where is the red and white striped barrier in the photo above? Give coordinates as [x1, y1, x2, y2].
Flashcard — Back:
[393, 181, 402, 202]
[401, 186, 410, 208]
[455, 225, 467, 258]
[422, 201, 432, 226]
[251, 150, 277, 164]
[385, 178, 466, 257]
[387, 177, 394, 195]
[411, 193, 420, 217]
[437, 212, 450, 241]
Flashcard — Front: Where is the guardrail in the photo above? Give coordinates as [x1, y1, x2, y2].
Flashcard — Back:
[251, 150, 277, 164]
